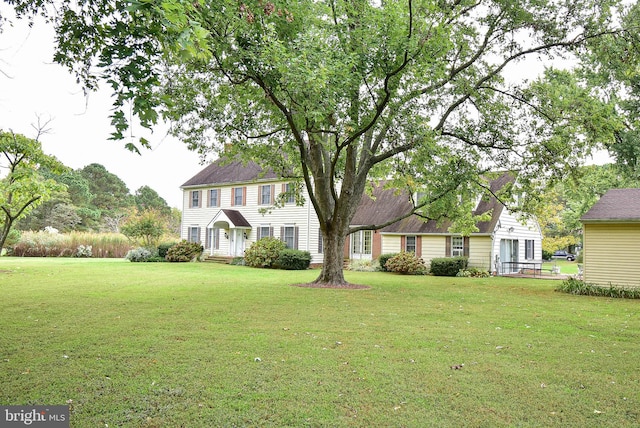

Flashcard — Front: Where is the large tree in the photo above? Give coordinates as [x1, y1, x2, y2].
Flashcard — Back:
[0, 130, 66, 253]
[7, 0, 627, 285]
[579, 2, 640, 177]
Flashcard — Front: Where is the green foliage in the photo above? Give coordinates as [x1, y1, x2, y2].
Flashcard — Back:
[157, 242, 177, 258]
[4, 228, 21, 248]
[120, 209, 166, 247]
[384, 252, 427, 275]
[274, 249, 311, 270]
[542, 249, 554, 261]
[230, 257, 245, 266]
[430, 257, 469, 277]
[456, 268, 490, 278]
[134, 185, 171, 215]
[165, 239, 203, 262]
[556, 277, 640, 299]
[244, 237, 287, 268]
[378, 253, 398, 272]
[78, 163, 133, 214]
[0, 130, 67, 254]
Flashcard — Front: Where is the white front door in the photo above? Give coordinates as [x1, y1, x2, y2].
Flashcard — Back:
[229, 229, 245, 257]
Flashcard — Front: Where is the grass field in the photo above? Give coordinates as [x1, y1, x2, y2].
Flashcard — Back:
[1, 258, 638, 427]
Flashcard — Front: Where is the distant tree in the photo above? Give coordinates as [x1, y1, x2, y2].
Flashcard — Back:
[134, 185, 170, 215]
[536, 164, 640, 253]
[121, 208, 166, 247]
[17, 167, 92, 232]
[166, 207, 182, 236]
[78, 163, 134, 228]
[0, 130, 67, 253]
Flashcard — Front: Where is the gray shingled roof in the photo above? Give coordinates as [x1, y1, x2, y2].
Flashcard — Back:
[351, 172, 513, 234]
[181, 158, 278, 188]
[581, 188, 640, 222]
[222, 209, 252, 228]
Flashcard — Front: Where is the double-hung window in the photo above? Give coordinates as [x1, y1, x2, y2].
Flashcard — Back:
[233, 187, 245, 206]
[282, 225, 296, 249]
[188, 227, 200, 243]
[451, 236, 464, 257]
[258, 225, 272, 240]
[525, 239, 535, 260]
[260, 185, 272, 205]
[190, 191, 200, 208]
[208, 189, 219, 207]
[405, 236, 417, 253]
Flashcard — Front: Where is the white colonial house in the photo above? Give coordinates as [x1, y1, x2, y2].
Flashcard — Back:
[180, 158, 542, 273]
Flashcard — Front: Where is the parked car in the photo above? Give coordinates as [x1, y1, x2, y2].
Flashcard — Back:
[552, 250, 576, 261]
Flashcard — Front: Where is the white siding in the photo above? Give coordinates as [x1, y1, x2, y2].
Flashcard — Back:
[181, 181, 323, 263]
[492, 210, 542, 273]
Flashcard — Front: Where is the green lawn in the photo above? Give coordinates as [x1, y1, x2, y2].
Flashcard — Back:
[1, 258, 638, 427]
[542, 259, 580, 275]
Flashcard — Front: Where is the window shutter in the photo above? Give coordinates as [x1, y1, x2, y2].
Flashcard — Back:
[294, 227, 299, 250]
[257, 228, 262, 240]
[318, 229, 324, 253]
[445, 236, 451, 257]
[463, 237, 470, 257]
[231, 187, 235, 206]
[205, 229, 211, 249]
[280, 226, 284, 241]
[197, 227, 201, 243]
[258, 185, 263, 204]
[401, 236, 406, 251]
[271, 184, 275, 204]
[188, 191, 193, 208]
[416, 236, 422, 258]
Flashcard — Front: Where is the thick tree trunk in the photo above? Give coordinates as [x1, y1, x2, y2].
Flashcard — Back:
[0, 216, 14, 255]
[313, 228, 348, 286]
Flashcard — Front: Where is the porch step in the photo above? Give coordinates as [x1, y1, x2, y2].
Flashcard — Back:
[204, 256, 233, 264]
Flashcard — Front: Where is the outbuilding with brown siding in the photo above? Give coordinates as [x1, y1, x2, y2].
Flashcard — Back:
[580, 188, 640, 287]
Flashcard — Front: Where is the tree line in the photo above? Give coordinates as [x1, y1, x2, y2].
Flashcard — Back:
[17, 162, 179, 234]
[1, 130, 180, 254]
